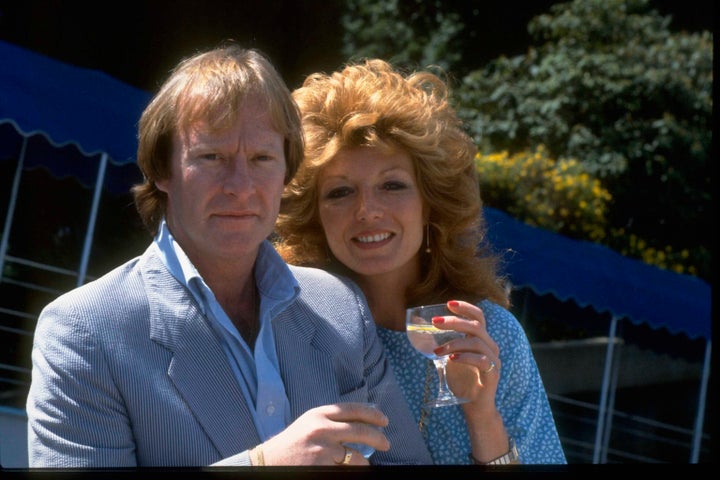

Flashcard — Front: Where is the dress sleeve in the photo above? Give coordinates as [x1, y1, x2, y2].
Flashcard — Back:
[483, 301, 567, 464]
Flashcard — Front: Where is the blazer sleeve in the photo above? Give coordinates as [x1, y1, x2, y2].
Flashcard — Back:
[284, 266, 433, 465]
[27, 285, 140, 467]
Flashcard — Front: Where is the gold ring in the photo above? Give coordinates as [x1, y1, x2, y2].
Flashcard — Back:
[338, 446, 353, 465]
[483, 360, 496, 374]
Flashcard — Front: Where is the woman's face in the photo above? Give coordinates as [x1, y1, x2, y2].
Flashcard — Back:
[317, 147, 425, 278]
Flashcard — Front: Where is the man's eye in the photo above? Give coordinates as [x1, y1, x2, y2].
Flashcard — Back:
[200, 153, 220, 161]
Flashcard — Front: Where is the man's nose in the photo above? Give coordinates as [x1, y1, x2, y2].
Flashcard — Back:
[222, 158, 254, 195]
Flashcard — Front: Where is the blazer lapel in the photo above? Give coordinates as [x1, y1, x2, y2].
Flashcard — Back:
[140, 250, 261, 456]
[274, 305, 341, 418]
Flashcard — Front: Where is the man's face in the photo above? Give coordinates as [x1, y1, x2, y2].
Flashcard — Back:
[155, 97, 287, 270]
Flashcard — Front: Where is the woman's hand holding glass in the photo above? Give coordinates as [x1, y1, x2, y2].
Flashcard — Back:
[406, 303, 470, 407]
[412, 301, 502, 412]
[433, 301, 502, 410]
[434, 300, 515, 464]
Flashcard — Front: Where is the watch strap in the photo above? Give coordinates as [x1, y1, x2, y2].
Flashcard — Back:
[469, 436, 519, 465]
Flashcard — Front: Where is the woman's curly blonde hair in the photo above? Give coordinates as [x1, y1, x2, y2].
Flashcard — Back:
[275, 58, 508, 308]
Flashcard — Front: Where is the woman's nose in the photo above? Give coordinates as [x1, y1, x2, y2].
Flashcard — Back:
[355, 190, 382, 220]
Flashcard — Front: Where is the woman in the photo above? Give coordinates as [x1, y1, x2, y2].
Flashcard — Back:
[275, 59, 566, 464]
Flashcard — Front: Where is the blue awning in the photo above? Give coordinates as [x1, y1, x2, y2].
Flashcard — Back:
[484, 207, 711, 340]
[0, 39, 151, 165]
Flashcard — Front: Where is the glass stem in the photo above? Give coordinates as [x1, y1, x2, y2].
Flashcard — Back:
[433, 356, 455, 400]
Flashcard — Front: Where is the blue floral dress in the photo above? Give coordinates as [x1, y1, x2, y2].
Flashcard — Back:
[376, 299, 567, 464]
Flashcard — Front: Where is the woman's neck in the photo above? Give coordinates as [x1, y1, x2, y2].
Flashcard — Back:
[353, 265, 419, 332]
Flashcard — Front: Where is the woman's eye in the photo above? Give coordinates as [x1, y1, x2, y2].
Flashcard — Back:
[325, 186, 353, 199]
[200, 153, 220, 161]
[383, 181, 407, 191]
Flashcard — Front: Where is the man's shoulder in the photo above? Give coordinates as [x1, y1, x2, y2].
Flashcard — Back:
[49, 246, 154, 305]
[287, 265, 367, 309]
[289, 264, 353, 288]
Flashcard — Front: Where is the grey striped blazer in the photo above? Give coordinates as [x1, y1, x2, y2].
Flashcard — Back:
[26, 244, 432, 467]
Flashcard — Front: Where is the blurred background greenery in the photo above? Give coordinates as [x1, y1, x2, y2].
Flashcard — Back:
[341, 0, 713, 282]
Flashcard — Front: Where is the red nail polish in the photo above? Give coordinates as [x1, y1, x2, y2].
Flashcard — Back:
[448, 300, 459, 307]
[449, 353, 459, 360]
[432, 316, 445, 324]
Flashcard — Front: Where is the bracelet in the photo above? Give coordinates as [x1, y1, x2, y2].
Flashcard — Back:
[469, 437, 519, 465]
[250, 444, 265, 466]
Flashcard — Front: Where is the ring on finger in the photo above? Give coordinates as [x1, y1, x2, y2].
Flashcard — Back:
[482, 360, 497, 374]
[336, 446, 353, 465]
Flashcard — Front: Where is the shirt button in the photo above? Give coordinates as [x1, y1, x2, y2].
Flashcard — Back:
[266, 403, 276, 415]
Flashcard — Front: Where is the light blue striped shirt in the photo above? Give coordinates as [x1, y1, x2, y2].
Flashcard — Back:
[153, 219, 296, 441]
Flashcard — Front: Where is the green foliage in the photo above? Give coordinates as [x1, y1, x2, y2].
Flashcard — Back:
[476, 145, 611, 242]
[608, 227, 701, 276]
[340, 0, 464, 72]
[456, 0, 712, 281]
[476, 145, 700, 276]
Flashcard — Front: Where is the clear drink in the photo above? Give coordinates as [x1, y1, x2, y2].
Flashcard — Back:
[406, 323, 465, 359]
[406, 303, 470, 408]
[345, 441, 376, 459]
[343, 402, 383, 458]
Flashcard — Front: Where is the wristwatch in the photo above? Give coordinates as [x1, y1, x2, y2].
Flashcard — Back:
[469, 437, 519, 465]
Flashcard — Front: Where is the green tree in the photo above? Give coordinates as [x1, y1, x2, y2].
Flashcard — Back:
[456, 0, 712, 280]
[340, 0, 465, 73]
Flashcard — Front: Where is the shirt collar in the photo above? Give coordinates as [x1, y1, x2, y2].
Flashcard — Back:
[153, 218, 300, 317]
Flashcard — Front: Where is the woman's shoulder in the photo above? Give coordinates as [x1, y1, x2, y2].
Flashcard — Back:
[478, 299, 531, 346]
[478, 299, 520, 324]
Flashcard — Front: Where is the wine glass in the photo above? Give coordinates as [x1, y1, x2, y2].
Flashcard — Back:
[342, 402, 383, 458]
[406, 303, 469, 408]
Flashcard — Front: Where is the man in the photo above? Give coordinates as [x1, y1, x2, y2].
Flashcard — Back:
[26, 43, 432, 467]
